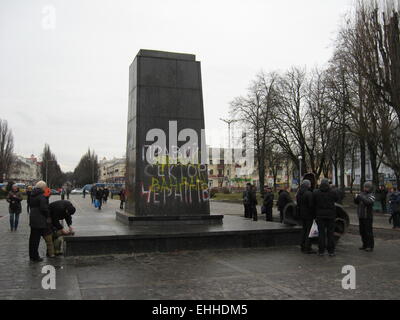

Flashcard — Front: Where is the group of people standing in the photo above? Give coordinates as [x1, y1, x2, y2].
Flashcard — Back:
[89, 185, 127, 210]
[90, 186, 109, 210]
[4, 181, 76, 262]
[242, 178, 397, 257]
[242, 183, 292, 223]
[28, 181, 76, 262]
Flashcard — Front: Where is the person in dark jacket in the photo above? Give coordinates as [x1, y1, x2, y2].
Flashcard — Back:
[7, 184, 23, 231]
[376, 185, 388, 213]
[103, 187, 110, 203]
[26, 186, 32, 214]
[251, 185, 258, 221]
[95, 187, 104, 210]
[277, 188, 292, 223]
[48, 200, 76, 255]
[296, 180, 316, 254]
[262, 186, 274, 222]
[355, 182, 376, 252]
[90, 186, 96, 204]
[389, 187, 400, 229]
[119, 188, 126, 210]
[243, 183, 253, 219]
[28, 181, 52, 262]
[48, 200, 76, 232]
[313, 179, 339, 256]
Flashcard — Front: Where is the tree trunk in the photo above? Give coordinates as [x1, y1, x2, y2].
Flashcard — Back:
[367, 143, 380, 187]
[360, 137, 366, 190]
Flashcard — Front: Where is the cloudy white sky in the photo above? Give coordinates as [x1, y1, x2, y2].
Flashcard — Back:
[0, 0, 353, 172]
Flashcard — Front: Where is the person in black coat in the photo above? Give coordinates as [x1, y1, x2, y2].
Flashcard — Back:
[26, 186, 32, 214]
[243, 183, 253, 219]
[90, 186, 96, 204]
[119, 188, 126, 210]
[262, 186, 274, 222]
[95, 187, 104, 210]
[28, 181, 52, 262]
[7, 184, 23, 231]
[313, 179, 339, 257]
[103, 187, 110, 203]
[296, 180, 316, 254]
[277, 188, 292, 223]
[48, 200, 76, 232]
[355, 182, 376, 252]
[251, 185, 258, 221]
[48, 200, 76, 255]
[376, 185, 388, 213]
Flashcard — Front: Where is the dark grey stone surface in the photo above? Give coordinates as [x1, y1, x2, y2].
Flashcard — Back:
[63, 199, 300, 256]
[125, 50, 212, 221]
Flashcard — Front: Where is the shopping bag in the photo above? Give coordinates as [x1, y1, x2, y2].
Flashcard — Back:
[94, 199, 100, 208]
[309, 220, 319, 238]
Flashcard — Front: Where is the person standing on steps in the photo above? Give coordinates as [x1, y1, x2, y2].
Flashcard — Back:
[262, 186, 274, 222]
[243, 183, 252, 219]
[277, 187, 292, 224]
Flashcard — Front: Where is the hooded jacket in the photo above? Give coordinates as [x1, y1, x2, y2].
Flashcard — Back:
[296, 185, 314, 220]
[313, 180, 339, 219]
[29, 188, 50, 229]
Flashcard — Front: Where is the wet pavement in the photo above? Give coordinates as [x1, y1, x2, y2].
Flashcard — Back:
[0, 195, 399, 300]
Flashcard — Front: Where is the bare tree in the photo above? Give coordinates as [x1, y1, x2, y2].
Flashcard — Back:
[0, 119, 15, 183]
[230, 71, 280, 191]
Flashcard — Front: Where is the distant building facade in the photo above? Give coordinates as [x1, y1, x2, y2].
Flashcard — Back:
[8, 154, 41, 184]
[99, 157, 126, 184]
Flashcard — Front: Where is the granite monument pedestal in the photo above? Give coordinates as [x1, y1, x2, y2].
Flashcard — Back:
[121, 49, 222, 225]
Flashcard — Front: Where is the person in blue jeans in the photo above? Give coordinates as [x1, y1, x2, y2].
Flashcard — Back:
[7, 184, 23, 231]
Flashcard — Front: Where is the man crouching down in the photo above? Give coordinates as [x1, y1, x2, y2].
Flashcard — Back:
[48, 200, 76, 256]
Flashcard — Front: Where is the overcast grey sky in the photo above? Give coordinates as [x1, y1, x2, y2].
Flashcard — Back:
[0, 0, 353, 172]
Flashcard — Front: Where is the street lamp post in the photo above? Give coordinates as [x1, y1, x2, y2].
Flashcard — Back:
[298, 156, 303, 186]
[220, 118, 239, 190]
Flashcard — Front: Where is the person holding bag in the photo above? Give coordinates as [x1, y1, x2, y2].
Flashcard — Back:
[313, 179, 339, 257]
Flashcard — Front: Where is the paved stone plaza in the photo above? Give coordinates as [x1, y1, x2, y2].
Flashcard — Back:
[0, 195, 400, 300]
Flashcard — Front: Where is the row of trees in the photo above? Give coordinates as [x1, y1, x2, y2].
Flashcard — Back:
[0, 117, 100, 188]
[231, 0, 400, 192]
[0, 119, 14, 183]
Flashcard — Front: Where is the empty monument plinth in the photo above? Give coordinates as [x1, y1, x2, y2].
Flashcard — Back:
[119, 49, 223, 225]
